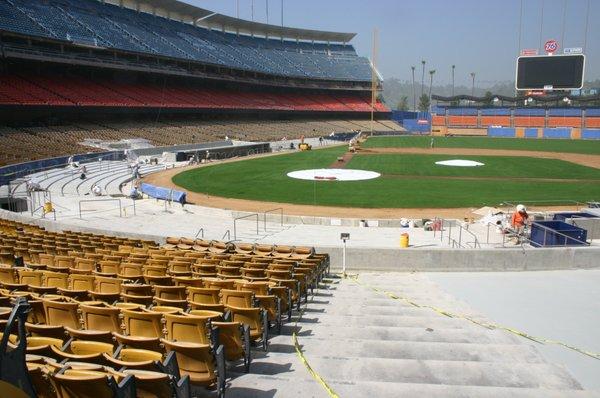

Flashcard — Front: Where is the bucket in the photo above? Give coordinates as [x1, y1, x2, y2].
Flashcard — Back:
[43, 202, 53, 214]
[400, 233, 409, 248]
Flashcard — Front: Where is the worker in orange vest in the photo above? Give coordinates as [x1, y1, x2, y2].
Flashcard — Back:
[510, 204, 529, 234]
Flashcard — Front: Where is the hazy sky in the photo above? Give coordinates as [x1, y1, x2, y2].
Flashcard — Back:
[182, 0, 598, 86]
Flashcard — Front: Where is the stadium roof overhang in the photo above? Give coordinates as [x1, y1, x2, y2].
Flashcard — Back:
[105, 0, 356, 43]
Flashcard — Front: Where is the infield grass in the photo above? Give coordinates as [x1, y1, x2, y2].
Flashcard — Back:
[173, 146, 600, 208]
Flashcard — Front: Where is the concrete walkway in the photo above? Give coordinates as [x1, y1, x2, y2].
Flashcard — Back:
[228, 273, 596, 397]
[428, 270, 600, 391]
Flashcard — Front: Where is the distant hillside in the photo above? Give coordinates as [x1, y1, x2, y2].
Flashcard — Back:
[382, 78, 600, 110]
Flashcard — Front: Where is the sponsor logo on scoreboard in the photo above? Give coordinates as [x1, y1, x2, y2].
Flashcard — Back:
[563, 47, 583, 54]
[544, 40, 559, 54]
[520, 49, 538, 56]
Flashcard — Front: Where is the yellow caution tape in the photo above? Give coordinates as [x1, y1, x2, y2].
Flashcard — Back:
[347, 274, 600, 360]
[292, 282, 340, 398]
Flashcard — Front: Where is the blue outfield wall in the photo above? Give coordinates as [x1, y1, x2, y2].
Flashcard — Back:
[582, 129, 600, 139]
[543, 128, 571, 139]
[480, 108, 511, 116]
[586, 109, 600, 117]
[524, 128, 539, 138]
[487, 127, 516, 137]
[447, 108, 478, 116]
[402, 119, 431, 133]
[514, 108, 546, 116]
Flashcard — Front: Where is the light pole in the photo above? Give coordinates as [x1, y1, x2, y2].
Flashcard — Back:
[421, 60, 426, 97]
[470, 72, 476, 97]
[428, 69, 436, 102]
[411, 66, 416, 111]
[451, 65, 455, 96]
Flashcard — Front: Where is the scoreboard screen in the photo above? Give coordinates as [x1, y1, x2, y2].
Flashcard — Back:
[516, 55, 585, 90]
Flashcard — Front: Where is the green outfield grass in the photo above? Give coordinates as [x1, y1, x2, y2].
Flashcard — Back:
[347, 154, 600, 180]
[172, 147, 600, 208]
[362, 135, 600, 155]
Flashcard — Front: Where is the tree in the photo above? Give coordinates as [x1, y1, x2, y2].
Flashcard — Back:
[483, 91, 494, 106]
[418, 94, 430, 112]
[396, 96, 409, 111]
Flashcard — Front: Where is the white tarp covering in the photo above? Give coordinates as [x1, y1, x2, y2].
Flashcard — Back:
[287, 169, 380, 181]
[435, 159, 485, 167]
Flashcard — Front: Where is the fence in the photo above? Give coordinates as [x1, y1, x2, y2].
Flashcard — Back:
[78, 199, 122, 219]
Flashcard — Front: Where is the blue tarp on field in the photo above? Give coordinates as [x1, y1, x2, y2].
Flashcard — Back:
[140, 183, 186, 204]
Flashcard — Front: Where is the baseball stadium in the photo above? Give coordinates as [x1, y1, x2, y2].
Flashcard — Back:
[0, 0, 599, 397]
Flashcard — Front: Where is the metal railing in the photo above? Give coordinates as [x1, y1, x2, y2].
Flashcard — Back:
[195, 228, 205, 239]
[263, 208, 284, 231]
[434, 218, 481, 249]
[233, 213, 258, 241]
[221, 230, 231, 241]
[78, 199, 122, 219]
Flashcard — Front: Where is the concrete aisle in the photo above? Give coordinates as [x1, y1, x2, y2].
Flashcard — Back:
[229, 273, 597, 397]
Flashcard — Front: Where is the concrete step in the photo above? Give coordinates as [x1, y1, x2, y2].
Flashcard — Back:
[268, 337, 546, 364]
[292, 313, 486, 329]
[286, 324, 522, 344]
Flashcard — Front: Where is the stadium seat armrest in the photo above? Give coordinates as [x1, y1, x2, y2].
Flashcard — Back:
[215, 344, 226, 398]
[174, 374, 191, 398]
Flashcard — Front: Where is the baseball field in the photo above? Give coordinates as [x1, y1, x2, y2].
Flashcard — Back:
[171, 136, 600, 209]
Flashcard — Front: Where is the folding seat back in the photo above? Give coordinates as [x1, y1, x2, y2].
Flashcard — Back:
[43, 271, 69, 289]
[266, 269, 292, 280]
[203, 279, 235, 290]
[192, 239, 211, 252]
[153, 285, 186, 300]
[43, 299, 80, 329]
[216, 266, 240, 278]
[54, 256, 75, 269]
[163, 313, 211, 344]
[172, 276, 204, 288]
[74, 258, 96, 272]
[187, 287, 220, 304]
[161, 340, 222, 391]
[95, 276, 122, 294]
[121, 309, 164, 339]
[254, 245, 274, 257]
[69, 274, 95, 291]
[97, 261, 119, 276]
[226, 305, 268, 350]
[212, 321, 250, 370]
[144, 266, 167, 277]
[121, 283, 153, 297]
[148, 259, 169, 268]
[121, 369, 174, 398]
[80, 304, 122, 333]
[220, 260, 244, 268]
[220, 289, 253, 308]
[237, 281, 270, 296]
[119, 263, 143, 278]
[0, 252, 16, 266]
[18, 270, 43, 287]
[0, 266, 18, 284]
[196, 259, 220, 265]
[51, 369, 135, 398]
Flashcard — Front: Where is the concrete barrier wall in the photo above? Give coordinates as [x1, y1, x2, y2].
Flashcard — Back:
[582, 129, 600, 139]
[322, 245, 600, 272]
[567, 218, 600, 239]
[543, 128, 571, 139]
[487, 127, 516, 138]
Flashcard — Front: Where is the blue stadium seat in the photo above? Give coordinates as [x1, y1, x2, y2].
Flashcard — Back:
[0, 0, 371, 81]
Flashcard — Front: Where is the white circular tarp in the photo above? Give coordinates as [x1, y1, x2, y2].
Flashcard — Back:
[287, 168, 380, 181]
[435, 159, 485, 167]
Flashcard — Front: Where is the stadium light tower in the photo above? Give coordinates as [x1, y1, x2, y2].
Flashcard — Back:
[411, 66, 416, 111]
[428, 70, 436, 101]
[451, 65, 455, 96]
[470, 72, 476, 97]
[421, 60, 426, 97]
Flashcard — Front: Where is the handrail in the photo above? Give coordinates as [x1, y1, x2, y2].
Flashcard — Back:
[78, 198, 122, 219]
[233, 213, 259, 241]
[263, 208, 284, 231]
[221, 230, 230, 241]
[438, 218, 481, 249]
[195, 228, 205, 239]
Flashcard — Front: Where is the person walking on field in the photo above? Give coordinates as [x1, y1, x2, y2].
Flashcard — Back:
[430, 137, 435, 149]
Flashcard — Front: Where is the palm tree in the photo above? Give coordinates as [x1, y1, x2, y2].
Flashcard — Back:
[411, 66, 416, 111]
[420, 60, 426, 97]
[470, 72, 476, 97]
[428, 70, 436, 102]
[451, 65, 456, 96]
